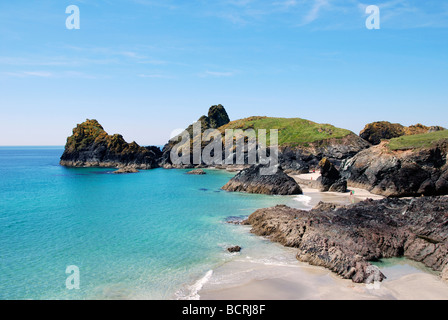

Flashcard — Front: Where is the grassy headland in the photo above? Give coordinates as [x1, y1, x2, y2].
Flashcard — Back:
[388, 130, 448, 150]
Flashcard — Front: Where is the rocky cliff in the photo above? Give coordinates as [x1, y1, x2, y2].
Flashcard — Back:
[244, 197, 448, 283]
[60, 119, 162, 169]
[159, 104, 230, 167]
[222, 164, 303, 195]
[341, 139, 448, 197]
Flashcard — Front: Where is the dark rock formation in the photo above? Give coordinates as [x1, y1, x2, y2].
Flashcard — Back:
[341, 141, 448, 197]
[60, 119, 162, 169]
[186, 169, 206, 175]
[244, 197, 448, 283]
[160, 104, 230, 167]
[227, 246, 242, 253]
[317, 158, 347, 192]
[279, 133, 370, 171]
[222, 164, 303, 195]
[360, 121, 445, 145]
[207, 104, 231, 129]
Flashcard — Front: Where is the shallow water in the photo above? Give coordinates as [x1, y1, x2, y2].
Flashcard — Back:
[0, 147, 309, 300]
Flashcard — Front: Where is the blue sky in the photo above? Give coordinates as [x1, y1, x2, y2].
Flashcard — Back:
[0, 0, 447, 145]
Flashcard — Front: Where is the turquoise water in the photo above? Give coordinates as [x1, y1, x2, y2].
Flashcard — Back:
[0, 147, 307, 300]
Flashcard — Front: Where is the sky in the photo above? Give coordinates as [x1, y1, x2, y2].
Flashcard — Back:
[0, 0, 447, 146]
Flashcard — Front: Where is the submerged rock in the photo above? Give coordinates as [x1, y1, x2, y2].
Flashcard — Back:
[227, 246, 242, 253]
[222, 164, 303, 195]
[113, 166, 139, 174]
[245, 197, 448, 284]
[186, 169, 206, 175]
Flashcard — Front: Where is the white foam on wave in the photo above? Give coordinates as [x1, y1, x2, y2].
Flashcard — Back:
[293, 195, 313, 208]
[175, 270, 213, 300]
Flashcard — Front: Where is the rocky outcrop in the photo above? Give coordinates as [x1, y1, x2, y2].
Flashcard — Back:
[222, 164, 303, 195]
[360, 121, 445, 145]
[279, 133, 370, 172]
[186, 169, 206, 175]
[341, 141, 448, 197]
[160, 105, 230, 167]
[244, 197, 448, 283]
[60, 119, 162, 169]
[317, 158, 347, 192]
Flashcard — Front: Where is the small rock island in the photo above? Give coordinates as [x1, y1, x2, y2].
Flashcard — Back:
[60, 119, 162, 169]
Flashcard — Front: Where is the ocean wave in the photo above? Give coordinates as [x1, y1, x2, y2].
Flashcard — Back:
[175, 270, 213, 300]
[292, 195, 313, 208]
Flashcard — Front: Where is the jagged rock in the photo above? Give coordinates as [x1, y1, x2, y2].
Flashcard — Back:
[279, 134, 370, 171]
[113, 166, 139, 174]
[222, 164, 302, 195]
[245, 197, 448, 283]
[60, 119, 162, 169]
[341, 141, 448, 197]
[186, 169, 206, 175]
[227, 246, 242, 253]
[207, 104, 231, 128]
[159, 105, 230, 167]
[317, 158, 347, 193]
[360, 121, 445, 145]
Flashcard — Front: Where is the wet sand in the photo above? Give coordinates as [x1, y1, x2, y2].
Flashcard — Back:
[199, 258, 448, 300]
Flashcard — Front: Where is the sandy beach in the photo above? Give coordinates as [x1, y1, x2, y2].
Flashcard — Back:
[199, 258, 448, 300]
[197, 172, 448, 300]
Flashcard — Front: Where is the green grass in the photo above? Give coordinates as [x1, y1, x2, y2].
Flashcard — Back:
[219, 116, 352, 147]
[388, 130, 448, 150]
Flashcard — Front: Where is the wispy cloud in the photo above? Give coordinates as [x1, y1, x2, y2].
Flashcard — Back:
[2, 71, 53, 78]
[301, 0, 330, 25]
[138, 73, 175, 79]
[200, 70, 237, 77]
[1, 70, 100, 79]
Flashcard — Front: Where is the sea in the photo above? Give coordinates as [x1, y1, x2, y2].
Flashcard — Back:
[0, 146, 312, 300]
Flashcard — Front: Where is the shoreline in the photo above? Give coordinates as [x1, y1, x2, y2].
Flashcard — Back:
[196, 175, 448, 300]
[198, 257, 448, 300]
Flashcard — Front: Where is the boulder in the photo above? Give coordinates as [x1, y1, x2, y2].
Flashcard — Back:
[222, 164, 303, 195]
[227, 246, 242, 253]
[317, 158, 347, 193]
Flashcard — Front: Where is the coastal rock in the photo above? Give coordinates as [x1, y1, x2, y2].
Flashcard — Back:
[161, 108, 370, 171]
[60, 119, 162, 169]
[227, 246, 242, 253]
[341, 141, 448, 197]
[360, 121, 406, 145]
[113, 166, 139, 174]
[245, 197, 448, 283]
[186, 169, 206, 175]
[360, 121, 445, 145]
[317, 158, 347, 192]
[222, 164, 303, 195]
[278, 133, 370, 171]
[159, 105, 230, 167]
